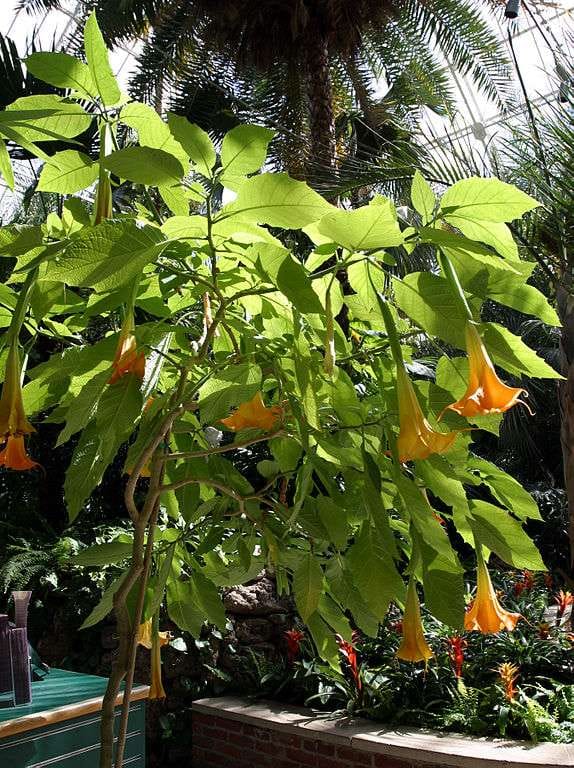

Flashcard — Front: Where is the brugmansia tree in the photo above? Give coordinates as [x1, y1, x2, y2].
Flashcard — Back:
[0, 14, 561, 768]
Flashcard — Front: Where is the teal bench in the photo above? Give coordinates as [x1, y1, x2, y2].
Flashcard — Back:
[0, 668, 148, 767]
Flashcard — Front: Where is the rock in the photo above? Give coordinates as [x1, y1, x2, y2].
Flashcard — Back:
[235, 618, 273, 644]
[223, 574, 292, 616]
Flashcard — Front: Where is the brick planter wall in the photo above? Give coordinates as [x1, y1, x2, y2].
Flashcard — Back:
[192, 697, 574, 768]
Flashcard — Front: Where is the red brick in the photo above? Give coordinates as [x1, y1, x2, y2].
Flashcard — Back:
[302, 737, 318, 753]
[285, 747, 317, 766]
[317, 742, 336, 757]
[257, 739, 284, 756]
[202, 726, 229, 741]
[227, 732, 255, 750]
[373, 757, 411, 768]
[218, 741, 248, 759]
[317, 758, 347, 768]
[243, 723, 272, 740]
[193, 734, 216, 749]
[277, 732, 302, 747]
[337, 745, 373, 765]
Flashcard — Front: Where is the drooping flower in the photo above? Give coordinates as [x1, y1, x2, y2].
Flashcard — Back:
[220, 391, 283, 432]
[336, 634, 362, 692]
[498, 662, 519, 701]
[442, 322, 531, 418]
[137, 619, 171, 701]
[396, 365, 458, 462]
[396, 578, 434, 664]
[109, 312, 146, 385]
[464, 552, 521, 634]
[0, 343, 38, 471]
[94, 173, 112, 224]
[555, 590, 574, 621]
[285, 629, 305, 662]
[446, 635, 467, 679]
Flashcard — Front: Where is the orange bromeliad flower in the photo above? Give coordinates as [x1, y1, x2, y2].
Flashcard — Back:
[442, 322, 531, 418]
[555, 590, 574, 621]
[498, 662, 519, 701]
[396, 365, 458, 462]
[220, 391, 283, 432]
[109, 313, 145, 385]
[137, 619, 171, 700]
[396, 579, 434, 664]
[465, 552, 521, 633]
[0, 343, 38, 471]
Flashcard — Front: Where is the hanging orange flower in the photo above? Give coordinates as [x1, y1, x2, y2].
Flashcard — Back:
[220, 391, 283, 432]
[137, 619, 171, 701]
[109, 312, 145, 385]
[442, 323, 531, 418]
[498, 662, 519, 701]
[464, 552, 521, 633]
[0, 343, 38, 471]
[396, 578, 434, 664]
[396, 365, 458, 462]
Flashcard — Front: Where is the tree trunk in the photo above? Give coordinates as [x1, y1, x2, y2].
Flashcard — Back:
[557, 278, 574, 576]
[304, 26, 336, 187]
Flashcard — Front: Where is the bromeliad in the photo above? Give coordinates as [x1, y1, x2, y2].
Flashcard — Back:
[442, 322, 531, 418]
[0, 342, 38, 471]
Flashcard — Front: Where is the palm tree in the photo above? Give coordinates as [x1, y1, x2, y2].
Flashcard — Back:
[20, 0, 513, 187]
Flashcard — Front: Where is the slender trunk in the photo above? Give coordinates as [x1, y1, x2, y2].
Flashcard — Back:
[304, 26, 336, 187]
[558, 278, 574, 576]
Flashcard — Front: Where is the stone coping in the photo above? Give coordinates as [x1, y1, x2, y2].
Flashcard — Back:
[192, 696, 574, 768]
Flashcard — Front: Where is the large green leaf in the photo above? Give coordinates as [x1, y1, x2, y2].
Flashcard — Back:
[102, 146, 185, 186]
[73, 542, 133, 566]
[293, 552, 323, 621]
[411, 171, 435, 224]
[64, 376, 142, 520]
[25, 52, 97, 99]
[37, 150, 99, 194]
[120, 102, 188, 167]
[0, 140, 14, 189]
[0, 95, 91, 142]
[481, 322, 562, 379]
[167, 113, 216, 178]
[470, 501, 546, 570]
[317, 197, 403, 251]
[442, 216, 519, 260]
[56, 369, 109, 446]
[167, 573, 225, 636]
[469, 457, 542, 521]
[246, 243, 323, 314]
[440, 177, 539, 222]
[219, 173, 334, 228]
[84, 12, 121, 105]
[47, 219, 168, 291]
[197, 362, 261, 424]
[80, 572, 127, 629]
[220, 124, 275, 189]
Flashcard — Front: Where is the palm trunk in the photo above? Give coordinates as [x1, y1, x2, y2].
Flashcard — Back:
[305, 27, 336, 186]
[557, 278, 574, 576]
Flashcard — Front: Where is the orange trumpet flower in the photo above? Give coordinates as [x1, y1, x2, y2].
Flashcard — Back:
[442, 323, 531, 418]
[220, 391, 283, 432]
[0, 343, 38, 471]
[396, 365, 458, 462]
[465, 552, 521, 633]
[137, 619, 171, 700]
[396, 578, 434, 664]
[109, 313, 145, 385]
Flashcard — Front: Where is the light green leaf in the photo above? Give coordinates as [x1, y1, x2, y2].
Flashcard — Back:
[470, 501, 546, 570]
[167, 573, 225, 636]
[0, 95, 91, 142]
[293, 552, 323, 621]
[120, 102, 188, 167]
[220, 124, 275, 189]
[0, 140, 14, 190]
[47, 219, 168, 291]
[25, 52, 97, 99]
[146, 543, 176, 620]
[443, 216, 519, 260]
[481, 322, 562, 379]
[440, 177, 539, 222]
[411, 171, 435, 224]
[56, 369, 109, 446]
[306, 612, 340, 667]
[37, 150, 98, 194]
[317, 196, 403, 251]
[167, 113, 216, 178]
[317, 496, 348, 549]
[84, 12, 121, 105]
[73, 542, 133, 566]
[102, 146, 185, 186]
[469, 457, 542, 521]
[220, 173, 334, 228]
[80, 572, 127, 629]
